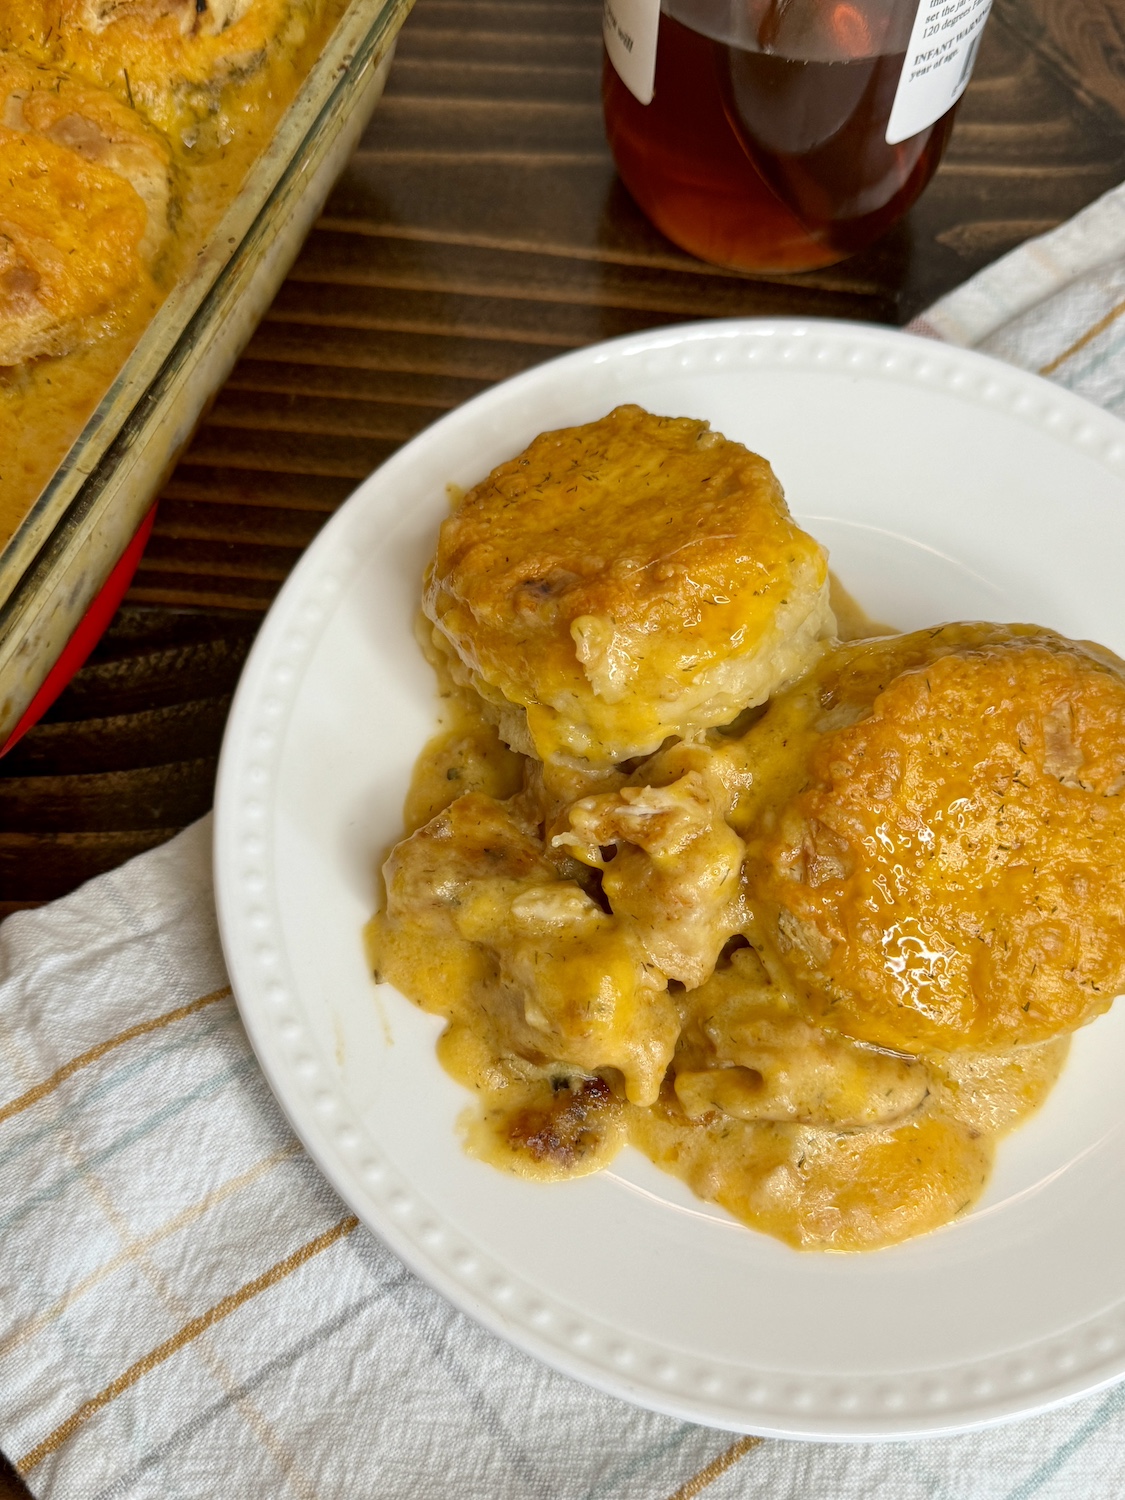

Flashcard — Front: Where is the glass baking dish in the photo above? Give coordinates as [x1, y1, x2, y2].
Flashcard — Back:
[0, 0, 414, 742]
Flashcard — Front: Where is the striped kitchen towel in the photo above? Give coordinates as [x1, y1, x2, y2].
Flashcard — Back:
[5, 182, 1125, 1499]
[909, 179, 1125, 411]
[0, 820, 760, 1500]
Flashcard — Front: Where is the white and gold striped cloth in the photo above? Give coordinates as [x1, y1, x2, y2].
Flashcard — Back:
[4, 180, 1125, 1499]
[0, 820, 759, 1499]
[909, 179, 1125, 408]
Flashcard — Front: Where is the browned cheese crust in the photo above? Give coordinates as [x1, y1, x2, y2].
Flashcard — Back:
[752, 623, 1125, 1053]
[6, 0, 322, 148]
[0, 58, 172, 365]
[423, 405, 833, 766]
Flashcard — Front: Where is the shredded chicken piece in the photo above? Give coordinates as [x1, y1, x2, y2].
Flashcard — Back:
[372, 792, 679, 1106]
[556, 771, 746, 988]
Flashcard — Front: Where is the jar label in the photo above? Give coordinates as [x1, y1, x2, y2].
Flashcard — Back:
[885, 0, 992, 145]
[603, 0, 660, 106]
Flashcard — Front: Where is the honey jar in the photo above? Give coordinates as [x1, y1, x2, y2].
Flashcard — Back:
[602, 0, 991, 271]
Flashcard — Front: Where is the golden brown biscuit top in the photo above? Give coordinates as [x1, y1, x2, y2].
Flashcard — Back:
[0, 1, 47, 53]
[2, 58, 174, 246]
[424, 405, 829, 764]
[8, 0, 313, 146]
[752, 625, 1125, 1053]
[31, 0, 300, 66]
[0, 60, 172, 364]
[0, 126, 152, 365]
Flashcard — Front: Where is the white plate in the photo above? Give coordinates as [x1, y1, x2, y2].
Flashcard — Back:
[214, 319, 1125, 1440]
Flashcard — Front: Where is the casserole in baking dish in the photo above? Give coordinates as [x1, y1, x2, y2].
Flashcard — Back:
[0, 0, 412, 739]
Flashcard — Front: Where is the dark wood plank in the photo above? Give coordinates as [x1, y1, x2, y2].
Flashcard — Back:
[0, 830, 182, 901]
[264, 280, 700, 347]
[0, 761, 218, 835]
[43, 625, 256, 718]
[0, 611, 257, 907]
[285, 231, 883, 314]
[182, 425, 397, 479]
[160, 466, 355, 511]
[385, 57, 597, 102]
[996, 0, 1125, 123]
[224, 358, 484, 409]
[126, 576, 281, 611]
[137, 536, 303, 582]
[205, 389, 442, 443]
[155, 501, 326, 550]
[239, 321, 593, 378]
[0, 1450, 33, 1500]
[2, 698, 234, 776]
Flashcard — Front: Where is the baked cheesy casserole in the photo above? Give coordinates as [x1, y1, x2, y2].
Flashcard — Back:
[0, 0, 345, 538]
[369, 408, 1125, 1252]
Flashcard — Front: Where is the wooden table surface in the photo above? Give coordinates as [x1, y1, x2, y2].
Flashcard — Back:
[0, 0, 1124, 1490]
[1, 0, 1124, 920]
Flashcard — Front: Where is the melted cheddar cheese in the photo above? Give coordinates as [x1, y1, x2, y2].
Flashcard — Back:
[752, 624, 1125, 1053]
[369, 635, 1089, 1251]
[423, 405, 833, 766]
[369, 416, 1125, 1253]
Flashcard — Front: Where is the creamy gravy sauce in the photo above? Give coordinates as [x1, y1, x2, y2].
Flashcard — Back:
[369, 654, 1072, 1252]
[827, 569, 894, 642]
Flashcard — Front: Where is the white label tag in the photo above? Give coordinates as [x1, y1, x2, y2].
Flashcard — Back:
[885, 0, 992, 145]
[603, 0, 660, 106]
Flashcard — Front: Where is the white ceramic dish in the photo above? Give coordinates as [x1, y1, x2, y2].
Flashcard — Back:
[214, 319, 1125, 1440]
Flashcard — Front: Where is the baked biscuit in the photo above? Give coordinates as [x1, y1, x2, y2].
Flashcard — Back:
[424, 405, 833, 766]
[750, 623, 1125, 1053]
[0, 1, 49, 53]
[0, 62, 172, 365]
[13, 0, 321, 148]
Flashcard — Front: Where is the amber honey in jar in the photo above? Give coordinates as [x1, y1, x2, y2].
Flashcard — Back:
[602, 0, 992, 272]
